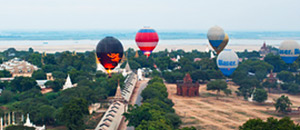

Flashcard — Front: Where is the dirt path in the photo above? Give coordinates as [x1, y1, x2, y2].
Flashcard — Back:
[166, 83, 300, 130]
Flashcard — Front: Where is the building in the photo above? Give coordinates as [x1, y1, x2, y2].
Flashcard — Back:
[267, 70, 277, 83]
[24, 114, 45, 130]
[176, 73, 200, 97]
[122, 62, 132, 77]
[259, 42, 271, 57]
[0, 58, 38, 77]
[95, 73, 137, 130]
[62, 74, 74, 90]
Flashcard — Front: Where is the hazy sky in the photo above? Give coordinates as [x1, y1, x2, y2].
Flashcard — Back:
[0, 0, 299, 31]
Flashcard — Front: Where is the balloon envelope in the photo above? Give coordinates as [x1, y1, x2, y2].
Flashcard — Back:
[135, 27, 159, 57]
[96, 37, 124, 73]
[207, 26, 225, 49]
[215, 33, 229, 54]
[217, 49, 239, 76]
[279, 40, 300, 64]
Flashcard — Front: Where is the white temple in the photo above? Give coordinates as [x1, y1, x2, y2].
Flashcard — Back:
[176, 55, 181, 62]
[24, 114, 45, 130]
[62, 74, 74, 90]
[137, 68, 143, 81]
[205, 45, 210, 52]
[122, 62, 132, 77]
[210, 51, 215, 59]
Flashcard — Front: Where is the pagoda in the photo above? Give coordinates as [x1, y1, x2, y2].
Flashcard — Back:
[176, 73, 200, 97]
[62, 75, 74, 90]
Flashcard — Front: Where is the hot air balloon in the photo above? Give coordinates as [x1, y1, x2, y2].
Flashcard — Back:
[279, 40, 300, 64]
[135, 27, 159, 58]
[207, 26, 228, 54]
[216, 33, 229, 54]
[96, 36, 124, 76]
[217, 49, 239, 76]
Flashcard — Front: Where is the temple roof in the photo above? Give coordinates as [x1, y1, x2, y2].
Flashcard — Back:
[113, 82, 125, 101]
[183, 73, 193, 83]
[125, 62, 131, 72]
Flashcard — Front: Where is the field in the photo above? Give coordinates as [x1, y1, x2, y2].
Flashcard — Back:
[166, 83, 300, 130]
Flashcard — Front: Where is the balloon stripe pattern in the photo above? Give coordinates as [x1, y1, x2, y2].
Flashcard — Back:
[279, 40, 300, 64]
[207, 26, 225, 48]
[135, 27, 159, 57]
[217, 49, 239, 76]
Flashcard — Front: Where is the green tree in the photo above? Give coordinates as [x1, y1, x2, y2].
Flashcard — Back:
[10, 77, 38, 92]
[45, 79, 64, 92]
[239, 117, 300, 130]
[274, 95, 292, 113]
[32, 70, 47, 80]
[58, 98, 89, 130]
[0, 70, 12, 77]
[136, 120, 172, 130]
[0, 90, 14, 103]
[190, 70, 209, 82]
[5, 125, 35, 130]
[37, 105, 56, 125]
[253, 88, 268, 103]
[277, 71, 295, 83]
[206, 80, 228, 99]
[27, 53, 42, 67]
[264, 53, 287, 72]
[52, 71, 67, 79]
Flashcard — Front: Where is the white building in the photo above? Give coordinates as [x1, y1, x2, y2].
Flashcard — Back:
[122, 62, 132, 77]
[0, 58, 38, 77]
[137, 68, 143, 81]
[24, 114, 45, 130]
[62, 75, 74, 90]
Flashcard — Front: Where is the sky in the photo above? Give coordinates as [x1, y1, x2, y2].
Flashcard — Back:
[0, 0, 299, 31]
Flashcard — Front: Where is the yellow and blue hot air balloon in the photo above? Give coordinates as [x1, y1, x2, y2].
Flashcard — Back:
[279, 40, 300, 64]
[207, 26, 228, 54]
[217, 49, 239, 76]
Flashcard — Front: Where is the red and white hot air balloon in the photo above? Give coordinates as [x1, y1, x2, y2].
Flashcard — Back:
[135, 27, 159, 58]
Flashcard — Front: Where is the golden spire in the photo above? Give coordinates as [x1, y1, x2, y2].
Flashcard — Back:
[134, 51, 139, 58]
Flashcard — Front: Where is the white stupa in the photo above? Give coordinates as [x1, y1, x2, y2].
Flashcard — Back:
[137, 68, 143, 81]
[24, 114, 45, 130]
[205, 45, 210, 52]
[210, 51, 215, 59]
[176, 55, 181, 62]
[122, 62, 132, 77]
[62, 74, 74, 90]
[24, 114, 33, 127]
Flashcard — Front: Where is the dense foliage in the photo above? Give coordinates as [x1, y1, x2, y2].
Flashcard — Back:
[124, 77, 195, 130]
[239, 117, 300, 130]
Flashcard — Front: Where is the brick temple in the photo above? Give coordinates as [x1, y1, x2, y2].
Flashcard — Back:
[176, 73, 200, 97]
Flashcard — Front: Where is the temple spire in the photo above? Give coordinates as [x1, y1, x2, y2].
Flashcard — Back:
[134, 51, 139, 58]
[63, 74, 74, 90]
[125, 61, 132, 73]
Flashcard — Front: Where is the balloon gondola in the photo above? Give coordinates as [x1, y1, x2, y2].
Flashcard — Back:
[135, 27, 159, 58]
[96, 36, 124, 77]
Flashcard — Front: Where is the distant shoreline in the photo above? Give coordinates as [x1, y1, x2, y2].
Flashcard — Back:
[0, 44, 264, 53]
[0, 39, 290, 53]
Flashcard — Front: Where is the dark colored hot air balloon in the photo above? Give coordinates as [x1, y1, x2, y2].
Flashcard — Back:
[135, 27, 159, 58]
[96, 36, 124, 76]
